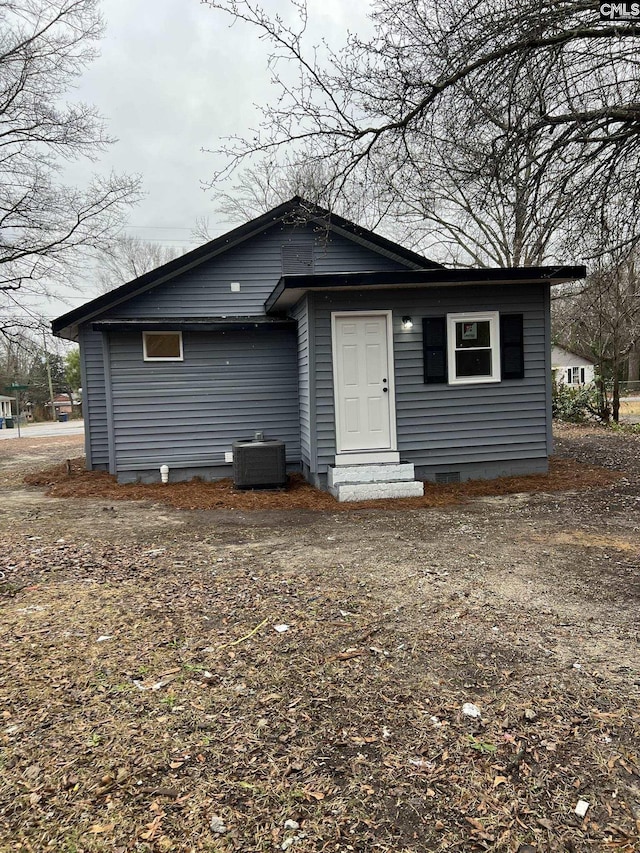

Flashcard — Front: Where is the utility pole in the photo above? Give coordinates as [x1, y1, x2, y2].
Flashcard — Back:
[42, 329, 55, 422]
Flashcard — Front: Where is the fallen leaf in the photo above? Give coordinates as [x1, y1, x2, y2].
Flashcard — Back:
[326, 650, 363, 662]
[88, 823, 115, 834]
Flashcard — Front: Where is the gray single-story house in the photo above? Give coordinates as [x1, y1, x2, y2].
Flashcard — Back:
[52, 197, 585, 500]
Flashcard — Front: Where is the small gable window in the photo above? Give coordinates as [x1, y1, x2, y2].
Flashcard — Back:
[143, 331, 183, 361]
[447, 312, 500, 384]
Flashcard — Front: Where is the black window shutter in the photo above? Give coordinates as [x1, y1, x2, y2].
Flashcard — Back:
[500, 314, 524, 380]
[423, 317, 447, 384]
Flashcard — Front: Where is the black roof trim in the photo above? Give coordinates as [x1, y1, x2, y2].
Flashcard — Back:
[52, 196, 441, 338]
[265, 266, 587, 313]
[92, 317, 296, 333]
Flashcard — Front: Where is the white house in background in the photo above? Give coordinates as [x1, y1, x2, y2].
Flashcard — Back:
[0, 395, 14, 421]
[551, 345, 596, 386]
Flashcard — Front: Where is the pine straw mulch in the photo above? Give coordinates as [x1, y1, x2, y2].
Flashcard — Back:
[23, 456, 623, 512]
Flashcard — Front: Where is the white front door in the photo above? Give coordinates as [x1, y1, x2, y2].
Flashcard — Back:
[332, 312, 396, 453]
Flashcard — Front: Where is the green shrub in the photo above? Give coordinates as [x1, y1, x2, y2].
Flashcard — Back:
[552, 381, 598, 423]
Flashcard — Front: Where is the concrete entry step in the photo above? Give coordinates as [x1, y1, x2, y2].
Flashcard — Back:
[329, 480, 425, 502]
[328, 462, 416, 487]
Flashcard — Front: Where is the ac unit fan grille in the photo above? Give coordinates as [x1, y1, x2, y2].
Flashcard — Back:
[232, 440, 287, 489]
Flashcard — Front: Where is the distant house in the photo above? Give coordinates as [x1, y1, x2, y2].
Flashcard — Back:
[0, 395, 14, 421]
[551, 346, 595, 386]
[52, 198, 585, 500]
[52, 393, 79, 416]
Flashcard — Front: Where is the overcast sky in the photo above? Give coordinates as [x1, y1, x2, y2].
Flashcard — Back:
[49, 0, 371, 326]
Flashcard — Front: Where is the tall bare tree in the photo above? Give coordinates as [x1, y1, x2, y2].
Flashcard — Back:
[204, 0, 640, 392]
[204, 0, 640, 262]
[205, 1, 639, 194]
[0, 0, 140, 315]
[387, 93, 587, 266]
[199, 157, 404, 247]
[97, 236, 181, 294]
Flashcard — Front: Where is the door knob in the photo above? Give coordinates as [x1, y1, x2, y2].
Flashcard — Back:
[383, 387, 388, 393]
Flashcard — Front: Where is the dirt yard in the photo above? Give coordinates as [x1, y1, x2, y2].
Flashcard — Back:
[0, 426, 638, 852]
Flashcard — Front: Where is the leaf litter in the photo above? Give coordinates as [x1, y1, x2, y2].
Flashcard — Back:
[0, 427, 638, 851]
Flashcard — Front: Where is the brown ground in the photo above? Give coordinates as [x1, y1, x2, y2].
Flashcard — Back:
[0, 424, 639, 853]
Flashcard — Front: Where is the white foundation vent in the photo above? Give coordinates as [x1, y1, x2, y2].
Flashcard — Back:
[435, 471, 461, 484]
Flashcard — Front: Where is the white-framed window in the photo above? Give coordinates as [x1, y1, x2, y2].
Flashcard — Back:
[566, 367, 585, 385]
[143, 331, 183, 361]
[447, 312, 500, 384]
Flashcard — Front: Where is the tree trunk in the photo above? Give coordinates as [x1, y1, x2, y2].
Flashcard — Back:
[595, 374, 610, 422]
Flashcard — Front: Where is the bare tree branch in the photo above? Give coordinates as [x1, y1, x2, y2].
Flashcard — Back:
[0, 0, 141, 327]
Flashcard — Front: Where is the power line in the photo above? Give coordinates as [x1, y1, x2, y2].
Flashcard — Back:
[125, 225, 198, 232]
[128, 240, 196, 245]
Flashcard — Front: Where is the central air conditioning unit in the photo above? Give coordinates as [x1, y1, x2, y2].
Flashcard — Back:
[232, 436, 287, 489]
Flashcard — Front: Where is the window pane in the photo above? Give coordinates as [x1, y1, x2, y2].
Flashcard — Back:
[145, 333, 181, 359]
[456, 320, 491, 348]
[455, 349, 492, 377]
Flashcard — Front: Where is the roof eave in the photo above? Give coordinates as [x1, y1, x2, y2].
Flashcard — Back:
[265, 266, 587, 313]
[91, 317, 296, 333]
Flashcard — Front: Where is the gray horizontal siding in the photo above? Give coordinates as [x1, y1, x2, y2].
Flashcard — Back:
[291, 296, 311, 467]
[107, 329, 300, 472]
[311, 283, 550, 473]
[102, 224, 407, 320]
[79, 324, 109, 467]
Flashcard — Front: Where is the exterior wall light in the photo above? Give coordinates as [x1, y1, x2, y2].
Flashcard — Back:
[402, 316, 413, 330]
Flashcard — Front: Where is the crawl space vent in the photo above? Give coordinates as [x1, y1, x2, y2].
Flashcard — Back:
[435, 471, 461, 484]
[282, 242, 314, 274]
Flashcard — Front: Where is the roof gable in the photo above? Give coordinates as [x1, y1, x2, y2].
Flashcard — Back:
[551, 345, 595, 367]
[53, 197, 440, 339]
[101, 222, 417, 322]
